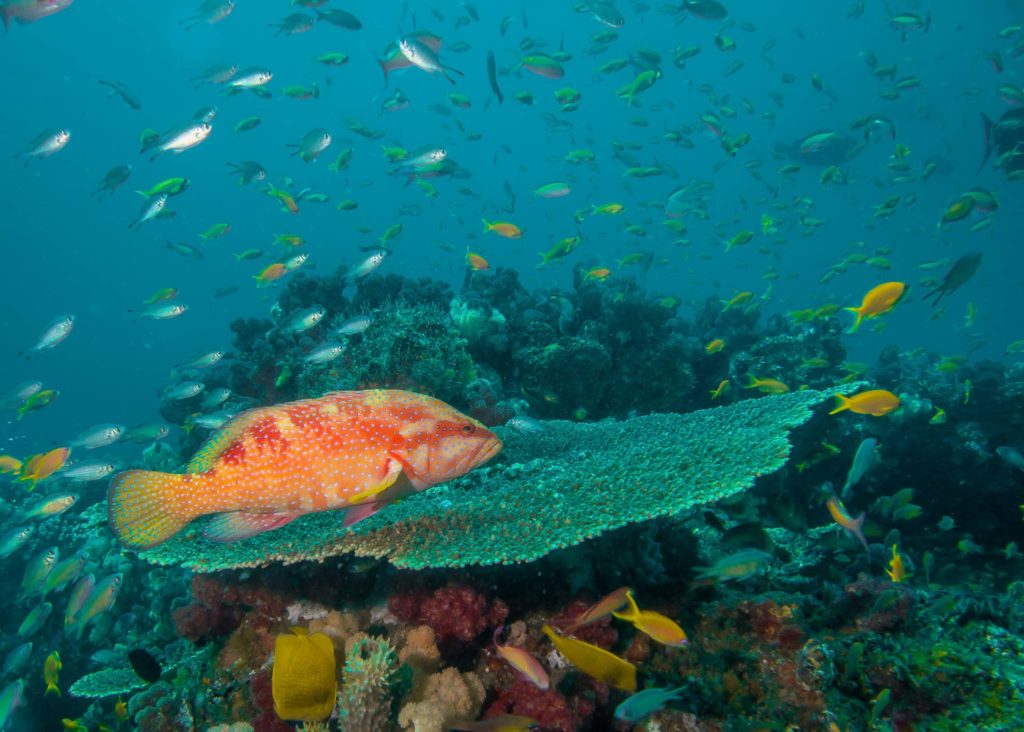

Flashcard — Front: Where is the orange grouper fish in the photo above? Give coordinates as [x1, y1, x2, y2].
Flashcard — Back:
[108, 389, 503, 549]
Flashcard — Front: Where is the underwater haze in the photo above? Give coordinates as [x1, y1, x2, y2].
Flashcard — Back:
[1, 0, 1024, 730]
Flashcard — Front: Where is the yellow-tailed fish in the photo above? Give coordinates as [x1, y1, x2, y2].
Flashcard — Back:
[541, 624, 636, 692]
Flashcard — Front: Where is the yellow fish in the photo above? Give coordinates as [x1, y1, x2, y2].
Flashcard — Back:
[541, 624, 636, 692]
[44, 651, 62, 697]
[611, 591, 687, 647]
[829, 389, 900, 417]
[709, 380, 729, 400]
[744, 376, 790, 394]
[705, 338, 725, 354]
[885, 544, 906, 582]
[844, 282, 905, 333]
[272, 628, 337, 721]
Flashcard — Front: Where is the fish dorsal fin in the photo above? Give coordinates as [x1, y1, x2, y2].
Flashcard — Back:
[186, 408, 265, 473]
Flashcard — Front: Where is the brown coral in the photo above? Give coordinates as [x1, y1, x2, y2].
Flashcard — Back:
[397, 667, 486, 732]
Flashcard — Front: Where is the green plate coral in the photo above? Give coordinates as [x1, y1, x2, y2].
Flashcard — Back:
[137, 387, 853, 571]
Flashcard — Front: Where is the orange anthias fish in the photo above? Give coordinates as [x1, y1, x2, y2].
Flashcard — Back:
[108, 390, 503, 549]
[829, 389, 900, 417]
[565, 586, 632, 632]
[845, 282, 905, 333]
[467, 252, 490, 271]
[482, 219, 523, 239]
[826, 494, 868, 551]
[494, 628, 549, 690]
[611, 590, 688, 647]
[255, 262, 288, 287]
[19, 447, 71, 490]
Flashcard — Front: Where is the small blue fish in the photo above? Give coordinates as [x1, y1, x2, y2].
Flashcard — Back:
[0, 526, 34, 558]
[17, 602, 53, 638]
[1, 643, 32, 677]
[614, 686, 685, 723]
[841, 438, 880, 500]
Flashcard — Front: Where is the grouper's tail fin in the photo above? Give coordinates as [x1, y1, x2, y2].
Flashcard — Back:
[108, 470, 194, 549]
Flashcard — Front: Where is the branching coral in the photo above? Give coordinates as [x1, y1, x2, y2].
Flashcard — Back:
[335, 634, 401, 732]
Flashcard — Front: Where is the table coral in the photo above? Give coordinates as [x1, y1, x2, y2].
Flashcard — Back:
[138, 385, 856, 572]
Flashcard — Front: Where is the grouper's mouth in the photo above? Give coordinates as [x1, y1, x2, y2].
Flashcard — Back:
[458, 434, 503, 475]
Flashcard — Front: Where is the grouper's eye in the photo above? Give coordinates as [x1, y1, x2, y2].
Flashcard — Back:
[462, 424, 475, 434]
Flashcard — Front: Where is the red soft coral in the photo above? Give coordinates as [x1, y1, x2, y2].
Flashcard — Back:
[388, 584, 508, 644]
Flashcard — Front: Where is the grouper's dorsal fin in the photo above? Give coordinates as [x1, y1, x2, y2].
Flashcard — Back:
[186, 407, 266, 473]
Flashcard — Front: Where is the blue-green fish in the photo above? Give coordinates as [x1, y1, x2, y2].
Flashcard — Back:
[68, 573, 123, 639]
[42, 551, 89, 597]
[841, 438, 881, 500]
[23, 493, 78, 519]
[0, 681, 24, 730]
[614, 686, 685, 722]
[64, 574, 95, 628]
[17, 602, 53, 637]
[0, 643, 32, 677]
[20, 546, 58, 600]
[0, 526, 33, 558]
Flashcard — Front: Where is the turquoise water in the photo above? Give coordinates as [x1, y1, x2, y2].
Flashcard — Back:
[2, 1, 1023, 730]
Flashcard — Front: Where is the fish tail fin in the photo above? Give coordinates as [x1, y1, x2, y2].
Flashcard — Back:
[376, 56, 390, 86]
[829, 394, 851, 415]
[482, 218, 492, 233]
[743, 375, 760, 389]
[850, 512, 869, 551]
[107, 470, 195, 549]
[844, 307, 864, 333]
[45, 682, 60, 697]
[610, 591, 640, 623]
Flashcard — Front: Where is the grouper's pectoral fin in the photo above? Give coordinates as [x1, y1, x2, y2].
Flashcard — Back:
[345, 456, 404, 505]
[342, 501, 386, 528]
[203, 511, 301, 543]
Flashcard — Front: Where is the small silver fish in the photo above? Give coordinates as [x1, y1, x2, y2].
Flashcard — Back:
[506, 416, 547, 433]
[62, 461, 117, 482]
[140, 303, 188, 320]
[70, 423, 124, 449]
[303, 342, 345, 363]
[345, 250, 388, 283]
[151, 122, 212, 161]
[16, 128, 70, 165]
[288, 128, 332, 162]
[2, 380, 43, 408]
[335, 314, 373, 336]
[175, 350, 225, 371]
[281, 305, 326, 334]
[129, 193, 167, 230]
[200, 387, 232, 409]
[163, 382, 205, 400]
[229, 66, 273, 89]
[21, 315, 74, 356]
[398, 37, 463, 84]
